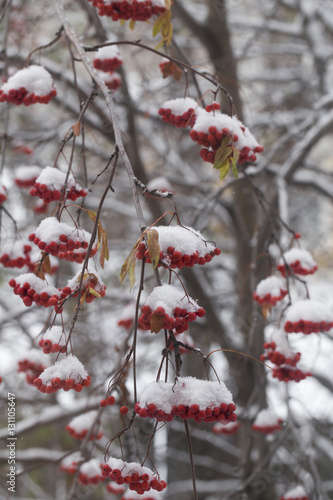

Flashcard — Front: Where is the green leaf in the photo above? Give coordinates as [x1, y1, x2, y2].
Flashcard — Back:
[153, 15, 164, 37]
[129, 19, 136, 30]
[154, 40, 164, 50]
[120, 240, 141, 290]
[233, 147, 240, 164]
[219, 161, 230, 180]
[147, 229, 160, 269]
[214, 146, 232, 169]
[88, 287, 101, 298]
[231, 157, 239, 178]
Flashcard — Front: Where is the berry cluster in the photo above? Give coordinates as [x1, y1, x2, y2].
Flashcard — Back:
[30, 166, 87, 203]
[8, 273, 66, 309]
[252, 409, 282, 434]
[284, 300, 333, 334]
[33, 355, 91, 393]
[253, 276, 288, 306]
[99, 395, 116, 407]
[68, 270, 106, 304]
[93, 45, 123, 72]
[260, 329, 311, 383]
[29, 217, 95, 262]
[103, 71, 122, 91]
[212, 421, 240, 435]
[136, 377, 236, 424]
[0, 185, 7, 204]
[34, 200, 49, 214]
[89, 0, 166, 21]
[118, 317, 134, 329]
[190, 110, 263, 165]
[78, 458, 105, 486]
[38, 326, 67, 354]
[158, 97, 198, 128]
[280, 486, 308, 500]
[277, 248, 318, 276]
[18, 351, 49, 385]
[0, 240, 32, 269]
[138, 301, 205, 334]
[0, 87, 56, 105]
[101, 457, 167, 495]
[14, 166, 42, 189]
[66, 411, 103, 441]
[136, 225, 221, 269]
[60, 452, 83, 474]
[0, 65, 56, 106]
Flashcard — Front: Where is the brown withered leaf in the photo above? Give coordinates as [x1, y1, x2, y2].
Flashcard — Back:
[262, 304, 271, 320]
[72, 121, 81, 137]
[33, 263, 45, 280]
[173, 64, 183, 82]
[42, 254, 52, 275]
[120, 242, 140, 290]
[147, 228, 160, 269]
[150, 311, 165, 333]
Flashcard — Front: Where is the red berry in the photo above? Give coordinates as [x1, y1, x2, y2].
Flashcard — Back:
[155, 306, 165, 317]
[107, 395, 115, 405]
[100, 399, 107, 407]
[120, 406, 128, 415]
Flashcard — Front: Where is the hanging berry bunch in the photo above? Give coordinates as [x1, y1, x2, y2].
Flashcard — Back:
[253, 276, 288, 306]
[135, 377, 237, 424]
[17, 350, 50, 385]
[280, 486, 308, 500]
[158, 97, 198, 128]
[8, 273, 67, 309]
[38, 326, 67, 354]
[0, 240, 32, 269]
[138, 284, 205, 334]
[66, 270, 106, 304]
[33, 355, 91, 393]
[78, 458, 105, 485]
[30, 166, 87, 203]
[66, 411, 103, 441]
[277, 248, 318, 276]
[88, 0, 166, 22]
[0, 65, 56, 105]
[284, 299, 333, 334]
[14, 166, 42, 189]
[251, 408, 282, 434]
[136, 225, 221, 269]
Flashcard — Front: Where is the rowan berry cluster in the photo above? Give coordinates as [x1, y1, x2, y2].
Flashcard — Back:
[0, 87, 56, 105]
[17, 357, 47, 385]
[0, 241, 32, 269]
[284, 300, 333, 334]
[93, 45, 123, 72]
[66, 411, 103, 441]
[106, 483, 125, 494]
[38, 326, 67, 354]
[100, 395, 116, 407]
[14, 166, 41, 188]
[68, 270, 106, 303]
[158, 97, 197, 128]
[78, 459, 105, 485]
[28, 217, 94, 261]
[33, 355, 91, 393]
[280, 486, 308, 500]
[252, 409, 282, 434]
[89, 0, 166, 21]
[138, 303, 205, 334]
[59, 452, 83, 474]
[277, 248, 318, 276]
[8, 273, 66, 309]
[253, 276, 288, 306]
[101, 458, 167, 495]
[30, 166, 87, 203]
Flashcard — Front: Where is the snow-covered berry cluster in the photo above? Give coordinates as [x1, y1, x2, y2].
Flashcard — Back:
[34, 199, 49, 214]
[93, 45, 123, 72]
[17, 350, 50, 385]
[277, 248, 317, 277]
[0, 240, 32, 269]
[260, 329, 311, 383]
[101, 458, 167, 494]
[253, 276, 288, 306]
[66, 411, 103, 441]
[8, 273, 66, 309]
[158, 97, 263, 167]
[67, 270, 106, 303]
[136, 225, 221, 269]
[38, 326, 67, 354]
[89, 0, 166, 21]
[78, 458, 105, 485]
[60, 452, 83, 474]
[117, 303, 136, 330]
[158, 97, 198, 128]
[280, 485, 308, 500]
[138, 284, 205, 334]
[284, 299, 333, 334]
[0, 185, 7, 204]
[190, 108, 263, 165]
[212, 420, 240, 435]
[0, 66, 56, 105]
[14, 166, 42, 189]
[252, 408, 282, 434]
[106, 483, 125, 494]
[33, 355, 91, 393]
[30, 166, 87, 203]
[28, 217, 96, 262]
[135, 377, 237, 424]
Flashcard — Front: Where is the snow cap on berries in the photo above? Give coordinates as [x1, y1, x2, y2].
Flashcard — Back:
[66, 410, 103, 441]
[278, 248, 317, 276]
[93, 44, 123, 72]
[253, 275, 287, 306]
[79, 458, 104, 485]
[145, 284, 200, 318]
[60, 451, 83, 473]
[0, 65, 56, 105]
[36, 355, 90, 392]
[284, 299, 333, 334]
[14, 166, 42, 188]
[252, 408, 282, 434]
